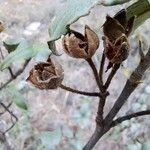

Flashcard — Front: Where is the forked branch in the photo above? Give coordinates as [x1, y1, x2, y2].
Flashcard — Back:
[83, 46, 150, 150]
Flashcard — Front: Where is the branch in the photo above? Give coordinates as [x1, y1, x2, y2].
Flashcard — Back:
[111, 109, 150, 127]
[0, 102, 12, 115]
[86, 58, 103, 92]
[0, 102, 18, 134]
[96, 52, 107, 125]
[83, 125, 106, 150]
[104, 63, 120, 90]
[96, 54, 120, 126]
[0, 59, 30, 90]
[99, 52, 105, 85]
[60, 84, 100, 97]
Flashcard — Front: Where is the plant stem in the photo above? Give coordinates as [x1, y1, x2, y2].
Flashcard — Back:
[86, 58, 103, 92]
[104, 63, 120, 90]
[99, 52, 105, 86]
[0, 59, 30, 90]
[83, 125, 108, 150]
[60, 84, 100, 97]
[0, 102, 18, 134]
[111, 109, 150, 127]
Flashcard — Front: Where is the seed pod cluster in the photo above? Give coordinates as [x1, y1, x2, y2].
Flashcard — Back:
[27, 9, 134, 89]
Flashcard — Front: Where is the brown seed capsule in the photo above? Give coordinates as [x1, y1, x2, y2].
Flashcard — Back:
[62, 25, 99, 59]
[26, 58, 64, 89]
[102, 9, 133, 69]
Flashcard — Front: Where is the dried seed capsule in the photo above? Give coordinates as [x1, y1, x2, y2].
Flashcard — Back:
[62, 25, 99, 59]
[102, 9, 134, 70]
[27, 58, 64, 89]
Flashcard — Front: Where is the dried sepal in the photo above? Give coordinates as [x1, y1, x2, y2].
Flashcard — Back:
[27, 58, 64, 89]
[111, 36, 129, 64]
[103, 15, 125, 43]
[114, 9, 127, 28]
[103, 34, 129, 65]
[103, 9, 135, 42]
[62, 25, 99, 59]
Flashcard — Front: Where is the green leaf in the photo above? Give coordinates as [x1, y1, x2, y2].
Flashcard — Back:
[142, 141, 150, 150]
[3, 38, 20, 53]
[101, 0, 131, 6]
[48, 0, 98, 41]
[6, 84, 28, 110]
[39, 128, 61, 149]
[0, 40, 50, 70]
[101, 0, 150, 31]
[127, 0, 150, 32]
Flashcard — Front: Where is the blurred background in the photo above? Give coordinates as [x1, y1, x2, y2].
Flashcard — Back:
[0, 0, 150, 149]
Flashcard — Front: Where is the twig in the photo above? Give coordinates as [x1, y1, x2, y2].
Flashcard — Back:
[86, 57, 109, 125]
[60, 84, 100, 97]
[86, 58, 103, 92]
[0, 59, 30, 90]
[96, 53, 119, 126]
[0, 102, 13, 115]
[0, 102, 18, 134]
[111, 109, 150, 127]
[99, 52, 105, 85]
[104, 63, 120, 90]
[138, 40, 144, 60]
[8, 68, 15, 78]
